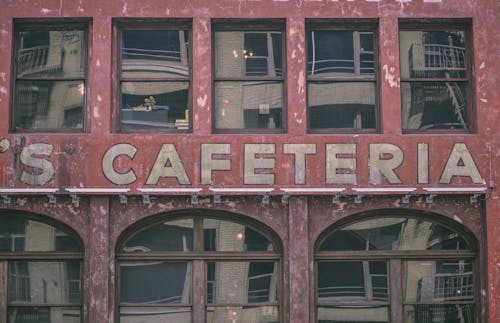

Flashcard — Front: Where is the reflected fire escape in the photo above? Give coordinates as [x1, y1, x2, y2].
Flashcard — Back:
[409, 34, 467, 129]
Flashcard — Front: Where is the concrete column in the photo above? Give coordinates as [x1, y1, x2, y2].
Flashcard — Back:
[288, 196, 310, 322]
[287, 17, 307, 135]
[192, 17, 212, 136]
[378, 15, 402, 135]
[86, 196, 110, 323]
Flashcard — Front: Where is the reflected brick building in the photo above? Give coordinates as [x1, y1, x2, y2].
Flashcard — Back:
[0, 0, 499, 322]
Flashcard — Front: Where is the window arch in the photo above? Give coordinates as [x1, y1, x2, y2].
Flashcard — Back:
[315, 210, 479, 323]
[0, 210, 84, 323]
[116, 210, 282, 323]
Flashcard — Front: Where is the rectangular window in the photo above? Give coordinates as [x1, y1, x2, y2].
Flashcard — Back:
[213, 20, 285, 132]
[307, 20, 378, 133]
[12, 20, 89, 132]
[116, 20, 191, 132]
[400, 20, 472, 132]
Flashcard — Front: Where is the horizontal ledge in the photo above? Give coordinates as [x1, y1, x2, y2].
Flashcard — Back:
[65, 188, 130, 194]
[137, 188, 203, 194]
[209, 187, 274, 193]
[0, 188, 59, 194]
[423, 187, 488, 193]
[352, 188, 417, 193]
[280, 188, 346, 194]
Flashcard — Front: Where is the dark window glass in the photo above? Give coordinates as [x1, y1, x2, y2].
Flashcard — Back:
[203, 218, 274, 252]
[8, 307, 81, 323]
[13, 26, 87, 131]
[120, 261, 190, 304]
[400, 29, 470, 131]
[118, 25, 190, 132]
[118, 215, 280, 323]
[207, 261, 278, 304]
[307, 27, 376, 132]
[318, 261, 388, 302]
[319, 217, 470, 251]
[121, 219, 193, 252]
[315, 213, 478, 323]
[214, 24, 285, 131]
[0, 215, 81, 252]
[9, 261, 81, 304]
[1, 214, 83, 323]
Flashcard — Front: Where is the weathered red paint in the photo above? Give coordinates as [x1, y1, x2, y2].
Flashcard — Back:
[0, 0, 498, 322]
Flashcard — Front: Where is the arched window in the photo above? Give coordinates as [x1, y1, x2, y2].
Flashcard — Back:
[117, 211, 281, 323]
[0, 211, 83, 322]
[315, 211, 479, 323]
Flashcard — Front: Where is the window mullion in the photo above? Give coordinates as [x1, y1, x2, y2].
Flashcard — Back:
[0, 261, 7, 323]
[192, 259, 205, 323]
[389, 259, 403, 323]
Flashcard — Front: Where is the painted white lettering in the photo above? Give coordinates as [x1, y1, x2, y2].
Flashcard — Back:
[369, 143, 403, 184]
[439, 143, 484, 184]
[244, 144, 275, 185]
[418, 143, 429, 184]
[20, 143, 55, 186]
[326, 144, 357, 184]
[102, 143, 137, 185]
[283, 144, 317, 184]
[201, 144, 231, 185]
[146, 144, 191, 185]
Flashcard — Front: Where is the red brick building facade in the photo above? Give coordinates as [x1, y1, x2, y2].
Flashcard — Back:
[0, 0, 499, 322]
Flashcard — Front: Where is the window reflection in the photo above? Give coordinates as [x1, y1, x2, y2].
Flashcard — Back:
[214, 28, 284, 130]
[307, 29, 376, 131]
[14, 28, 86, 130]
[119, 216, 280, 323]
[320, 217, 470, 251]
[405, 260, 474, 303]
[119, 27, 191, 131]
[120, 261, 191, 304]
[8, 307, 81, 323]
[9, 261, 81, 304]
[207, 261, 278, 304]
[0, 216, 81, 252]
[400, 30, 469, 131]
[316, 214, 477, 323]
[122, 219, 193, 252]
[317, 306, 389, 323]
[318, 261, 388, 303]
[121, 30, 189, 79]
[203, 219, 274, 252]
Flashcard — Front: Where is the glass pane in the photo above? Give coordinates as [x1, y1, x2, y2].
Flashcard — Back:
[317, 306, 389, 323]
[215, 31, 282, 78]
[17, 30, 86, 79]
[320, 217, 471, 251]
[308, 82, 375, 129]
[401, 82, 468, 130]
[405, 260, 474, 302]
[0, 216, 81, 252]
[214, 81, 283, 129]
[204, 219, 274, 252]
[207, 261, 278, 304]
[120, 261, 191, 304]
[207, 306, 278, 323]
[400, 31, 466, 79]
[308, 30, 374, 76]
[120, 307, 191, 323]
[121, 219, 193, 252]
[13, 80, 84, 129]
[8, 307, 81, 323]
[318, 261, 388, 303]
[121, 30, 189, 79]
[404, 304, 475, 323]
[8, 261, 81, 304]
[120, 81, 189, 131]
